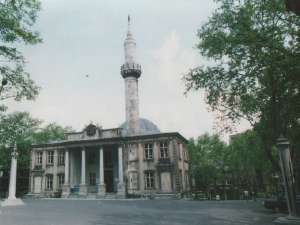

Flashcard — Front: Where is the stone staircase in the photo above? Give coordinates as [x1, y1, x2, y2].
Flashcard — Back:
[154, 193, 178, 199]
[67, 193, 125, 200]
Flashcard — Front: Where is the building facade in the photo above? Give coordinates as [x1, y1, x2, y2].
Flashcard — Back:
[28, 17, 190, 198]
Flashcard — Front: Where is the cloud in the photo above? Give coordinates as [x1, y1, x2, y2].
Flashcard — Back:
[139, 31, 214, 139]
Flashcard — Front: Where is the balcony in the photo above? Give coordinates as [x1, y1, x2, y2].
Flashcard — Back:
[33, 165, 43, 171]
[156, 158, 173, 171]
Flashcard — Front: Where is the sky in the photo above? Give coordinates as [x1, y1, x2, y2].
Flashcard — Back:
[6, 0, 250, 140]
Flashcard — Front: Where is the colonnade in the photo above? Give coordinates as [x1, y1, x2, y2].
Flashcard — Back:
[62, 145, 124, 196]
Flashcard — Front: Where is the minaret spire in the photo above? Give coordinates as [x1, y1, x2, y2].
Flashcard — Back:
[128, 15, 130, 28]
[121, 16, 142, 136]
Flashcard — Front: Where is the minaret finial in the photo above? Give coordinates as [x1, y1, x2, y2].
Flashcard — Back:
[127, 15, 131, 34]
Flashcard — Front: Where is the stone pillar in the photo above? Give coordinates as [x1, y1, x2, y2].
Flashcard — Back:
[62, 149, 70, 197]
[117, 145, 125, 196]
[97, 147, 106, 196]
[8, 149, 17, 200]
[79, 147, 87, 195]
[2, 143, 24, 206]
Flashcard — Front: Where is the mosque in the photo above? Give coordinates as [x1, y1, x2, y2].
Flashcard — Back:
[28, 17, 190, 198]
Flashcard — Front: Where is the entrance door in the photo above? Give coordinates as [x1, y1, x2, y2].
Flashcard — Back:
[160, 172, 172, 193]
[104, 170, 114, 193]
[34, 176, 42, 193]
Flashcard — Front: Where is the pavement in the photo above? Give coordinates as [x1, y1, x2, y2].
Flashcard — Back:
[0, 199, 281, 225]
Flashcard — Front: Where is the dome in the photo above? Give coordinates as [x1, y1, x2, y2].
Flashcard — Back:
[120, 118, 160, 136]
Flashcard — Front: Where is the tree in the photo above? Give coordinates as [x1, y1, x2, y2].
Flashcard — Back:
[32, 123, 73, 144]
[0, 0, 41, 102]
[228, 130, 273, 193]
[184, 0, 300, 169]
[188, 133, 227, 191]
[0, 111, 41, 169]
[188, 131, 273, 199]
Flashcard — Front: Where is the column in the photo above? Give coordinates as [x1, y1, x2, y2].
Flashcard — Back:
[97, 147, 106, 196]
[81, 149, 86, 185]
[79, 147, 87, 195]
[2, 143, 24, 206]
[64, 149, 69, 185]
[7, 149, 18, 200]
[53, 150, 58, 192]
[62, 149, 70, 197]
[117, 145, 125, 195]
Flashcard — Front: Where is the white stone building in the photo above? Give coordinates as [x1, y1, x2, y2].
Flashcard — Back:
[28, 17, 190, 198]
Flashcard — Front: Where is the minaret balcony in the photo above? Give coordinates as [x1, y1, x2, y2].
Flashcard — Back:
[121, 63, 142, 78]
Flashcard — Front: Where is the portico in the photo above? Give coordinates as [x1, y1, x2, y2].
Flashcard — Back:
[62, 144, 125, 197]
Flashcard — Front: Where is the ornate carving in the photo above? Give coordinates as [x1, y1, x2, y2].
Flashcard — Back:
[86, 124, 97, 137]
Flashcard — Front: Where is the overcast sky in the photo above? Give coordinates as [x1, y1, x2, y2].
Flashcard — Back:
[6, 0, 249, 140]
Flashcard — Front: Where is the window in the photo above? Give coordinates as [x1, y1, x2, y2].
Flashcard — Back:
[185, 172, 189, 188]
[178, 143, 182, 160]
[46, 174, 53, 190]
[179, 170, 183, 189]
[47, 151, 54, 165]
[144, 143, 153, 160]
[160, 142, 169, 159]
[89, 173, 96, 185]
[58, 174, 64, 188]
[58, 151, 65, 165]
[144, 171, 155, 189]
[35, 152, 43, 165]
[184, 149, 188, 161]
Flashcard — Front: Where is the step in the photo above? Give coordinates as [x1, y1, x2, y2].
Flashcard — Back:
[154, 193, 178, 199]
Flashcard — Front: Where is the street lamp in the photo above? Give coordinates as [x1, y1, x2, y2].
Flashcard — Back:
[274, 136, 300, 224]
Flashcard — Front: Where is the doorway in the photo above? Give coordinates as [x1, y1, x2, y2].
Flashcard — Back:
[160, 172, 172, 193]
[34, 176, 42, 193]
[103, 147, 117, 193]
[104, 169, 114, 193]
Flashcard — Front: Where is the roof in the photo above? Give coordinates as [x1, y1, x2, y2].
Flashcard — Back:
[31, 132, 188, 149]
[120, 118, 160, 136]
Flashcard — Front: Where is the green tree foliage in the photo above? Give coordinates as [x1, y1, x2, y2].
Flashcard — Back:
[0, 111, 41, 169]
[32, 123, 73, 144]
[189, 131, 273, 195]
[228, 130, 273, 192]
[0, 112, 71, 169]
[188, 133, 227, 190]
[184, 0, 300, 169]
[0, 0, 41, 102]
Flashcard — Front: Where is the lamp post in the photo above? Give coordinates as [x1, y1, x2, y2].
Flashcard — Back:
[274, 136, 300, 224]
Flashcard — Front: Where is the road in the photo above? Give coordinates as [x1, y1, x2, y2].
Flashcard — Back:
[0, 199, 279, 225]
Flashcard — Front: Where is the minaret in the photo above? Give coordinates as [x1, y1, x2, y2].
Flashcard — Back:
[121, 15, 142, 136]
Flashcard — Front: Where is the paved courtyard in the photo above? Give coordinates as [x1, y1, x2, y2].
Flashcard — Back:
[0, 199, 280, 225]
